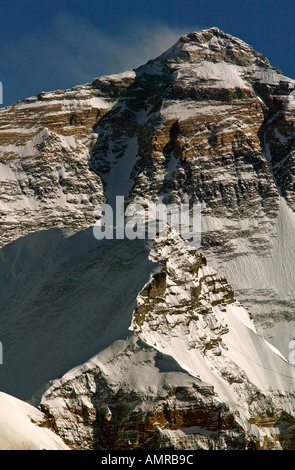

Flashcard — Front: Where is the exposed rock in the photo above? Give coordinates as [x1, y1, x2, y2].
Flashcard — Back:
[1, 28, 295, 450]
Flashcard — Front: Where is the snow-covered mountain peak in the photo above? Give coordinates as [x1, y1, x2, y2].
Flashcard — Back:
[138, 27, 266, 72]
[1, 28, 295, 450]
[135, 27, 293, 97]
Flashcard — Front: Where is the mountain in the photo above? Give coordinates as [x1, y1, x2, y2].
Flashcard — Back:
[0, 391, 68, 450]
[1, 27, 295, 450]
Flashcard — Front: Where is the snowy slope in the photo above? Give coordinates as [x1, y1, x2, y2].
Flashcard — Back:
[132, 234, 295, 405]
[87, 27, 295, 359]
[39, 232, 295, 449]
[1, 27, 295, 450]
[205, 196, 295, 356]
[0, 392, 68, 450]
[0, 228, 155, 400]
[40, 333, 269, 450]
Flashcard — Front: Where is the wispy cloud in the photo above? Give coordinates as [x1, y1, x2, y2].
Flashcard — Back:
[0, 13, 197, 104]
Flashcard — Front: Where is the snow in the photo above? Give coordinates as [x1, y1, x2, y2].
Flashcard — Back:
[124, 233, 295, 424]
[204, 196, 295, 356]
[223, 303, 295, 392]
[0, 127, 79, 161]
[15, 97, 112, 111]
[2, 26, 295, 448]
[97, 70, 136, 82]
[136, 297, 295, 417]
[251, 69, 294, 86]
[103, 136, 139, 207]
[162, 100, 231, 121]
[0, 228, 155, 400]
[0, 392, 68, 450]
[0, 127, 39, 134]
[177, 61, 250, 90]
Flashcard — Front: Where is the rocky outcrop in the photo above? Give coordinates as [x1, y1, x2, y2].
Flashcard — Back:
[1, 28, 295, 450]
[39, 233, 295, 450]
[88, 27, 295, 354]
[40, 334, 261, 450]
[0, 71, 136, 246]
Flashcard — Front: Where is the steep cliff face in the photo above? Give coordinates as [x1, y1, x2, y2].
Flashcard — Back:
[38, 233, 295, 450]
[0, 71, 135, 247]
[88, 27, 295, 354]
[1, 28, 295, 450]
[40, 335, 248, 451]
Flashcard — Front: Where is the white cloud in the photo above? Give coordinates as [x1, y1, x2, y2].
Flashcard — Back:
[0, 13, 197, 102]
[49, 13, 196, 80]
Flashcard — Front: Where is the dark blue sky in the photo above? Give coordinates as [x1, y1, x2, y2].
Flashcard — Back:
[1, 0, 295, 105]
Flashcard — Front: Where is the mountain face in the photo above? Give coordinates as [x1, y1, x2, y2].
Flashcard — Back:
[1, 27, 295, 450]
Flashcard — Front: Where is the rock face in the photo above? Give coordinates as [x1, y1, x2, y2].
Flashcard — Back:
[40, 335, 258, 451]
[39, 233, 295, 450]
[88, 28, 295, 355]
[0, 71, 135, 246]
[40, 335, 243, 451]
[1, 27, 295, 450]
